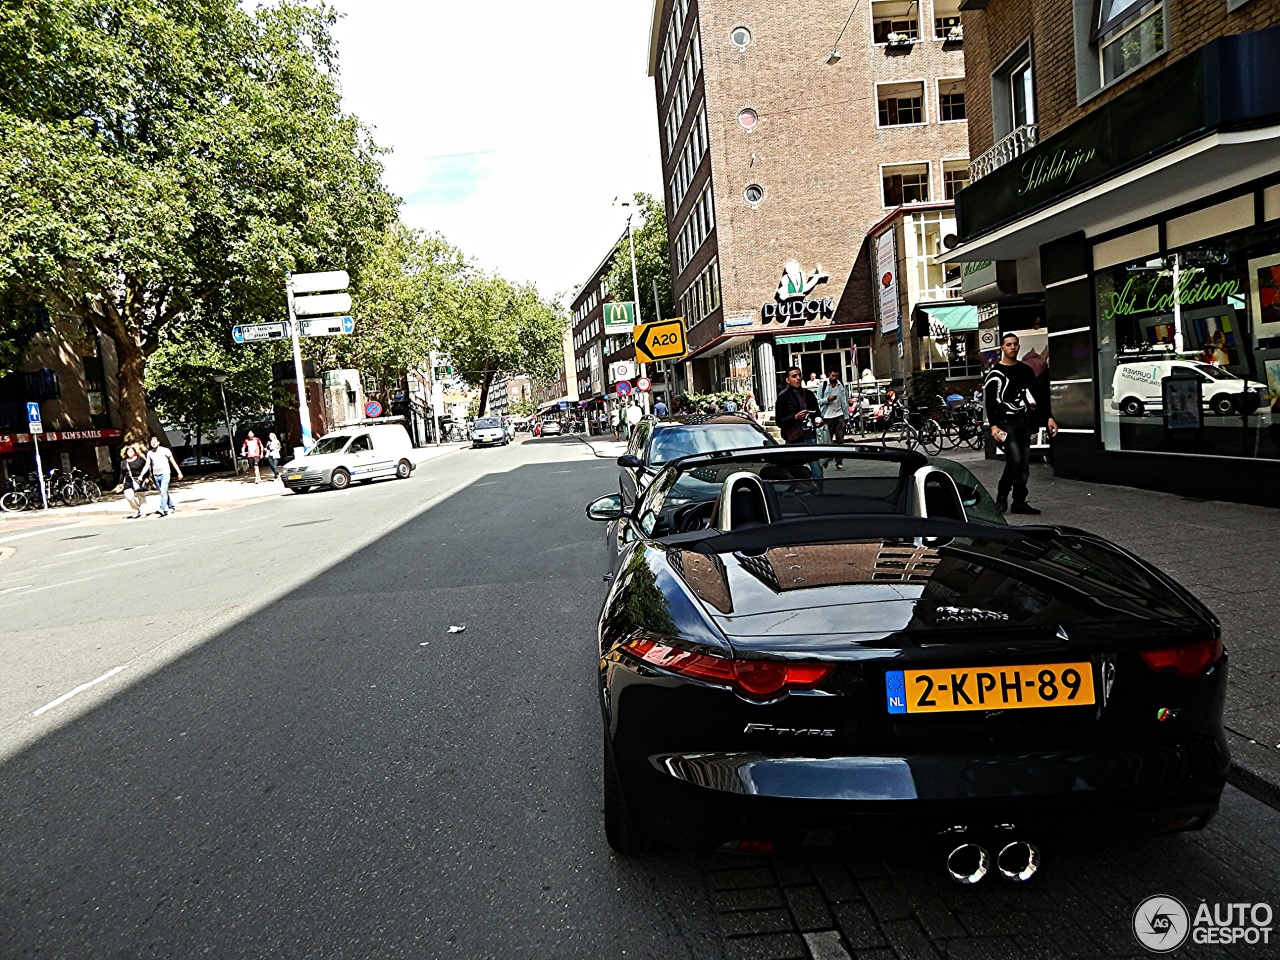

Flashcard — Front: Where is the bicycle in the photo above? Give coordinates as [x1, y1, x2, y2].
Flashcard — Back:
[932, 397, 987, 451]
[1, 476, 32, 512]
[60, 467, 102, 505]
[879, 398, 942, 455]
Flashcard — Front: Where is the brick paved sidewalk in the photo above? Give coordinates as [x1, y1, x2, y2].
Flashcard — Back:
[951, 447, 1280, 810]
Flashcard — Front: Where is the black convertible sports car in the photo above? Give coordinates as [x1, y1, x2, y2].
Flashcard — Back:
[585, 446, 1228, 880]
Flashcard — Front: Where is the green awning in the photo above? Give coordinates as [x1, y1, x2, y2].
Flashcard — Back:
[921, 304, 978, 333]
[775, 332, 830, 344]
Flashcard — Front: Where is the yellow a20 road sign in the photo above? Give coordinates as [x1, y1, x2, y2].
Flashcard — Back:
[633, 317, 687, 363]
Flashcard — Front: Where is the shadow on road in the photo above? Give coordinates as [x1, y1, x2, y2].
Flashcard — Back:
[0, 458, 725, 960]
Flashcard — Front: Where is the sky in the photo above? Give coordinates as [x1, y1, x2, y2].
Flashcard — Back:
[328, 0, 665, 301]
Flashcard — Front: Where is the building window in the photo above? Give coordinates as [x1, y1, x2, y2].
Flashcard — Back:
[737, 107, 758, 130]
[933, 0, 962, 40]
[731, 25, 751, 49]
[877, 82, 925, 126]
[744, 183, 764, 206]
[1097, 1, 1166, 84]
[882, 162, 931, 206]
[938, 78, 966, 121]
[871, 1, 919, 44]
[943, 160, 970, 199]
[991, 41, 1035, 139]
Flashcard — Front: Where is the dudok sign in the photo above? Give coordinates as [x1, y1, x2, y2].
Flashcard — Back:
[762, 260, 833, 323]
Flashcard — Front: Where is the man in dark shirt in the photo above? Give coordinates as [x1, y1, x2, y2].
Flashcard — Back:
[984, 333, 1057, 514]
[775, 366, 820, 443]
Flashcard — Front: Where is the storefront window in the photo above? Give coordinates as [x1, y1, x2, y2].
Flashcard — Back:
[1097, 222, 1280, 460]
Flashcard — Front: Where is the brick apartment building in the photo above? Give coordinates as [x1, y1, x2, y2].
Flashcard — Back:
[646, 0, 972, 411]
[950, 0, 1280, 506]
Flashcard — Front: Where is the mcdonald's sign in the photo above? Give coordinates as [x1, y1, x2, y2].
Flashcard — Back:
[603, 301, 636, 335]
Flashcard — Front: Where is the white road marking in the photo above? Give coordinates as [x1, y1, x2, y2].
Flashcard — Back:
[0, 524, 80, 544]
[33, 666, 126, 717]
[0, 553, 176, 600]
[0, 583, 35, 594]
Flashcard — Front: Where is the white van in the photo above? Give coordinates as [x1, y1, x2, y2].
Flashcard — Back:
[1111, 358, 1268, 417]
[280, 422, 415, 492]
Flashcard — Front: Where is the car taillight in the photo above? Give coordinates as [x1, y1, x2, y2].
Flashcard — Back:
[1139, 638, 1223, 679]
[622, 637, 834, 699]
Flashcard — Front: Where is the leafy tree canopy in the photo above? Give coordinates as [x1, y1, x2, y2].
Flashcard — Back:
[604, 193, 672, 327]
[0, 0, 395, 442]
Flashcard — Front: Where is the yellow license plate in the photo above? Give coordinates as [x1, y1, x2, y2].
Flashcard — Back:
[289, 474, 302, 480]
[885, 662, 1095, 714]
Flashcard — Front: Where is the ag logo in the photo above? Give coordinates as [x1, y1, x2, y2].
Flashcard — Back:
[1133, 895, 1190, 953]
[775, 259, 829, 302]
[881, 272, 893, 288]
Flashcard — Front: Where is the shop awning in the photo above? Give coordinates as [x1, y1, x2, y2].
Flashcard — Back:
[920, 304, 978, 333]
[775, 332, 830, 345]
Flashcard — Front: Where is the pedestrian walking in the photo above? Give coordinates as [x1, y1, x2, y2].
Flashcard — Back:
[140, 436, 184, 516]
[775, 366, 822, 478]
[265, 433, 282, 480]
[118, 443, 148, 518]
[743, 393, 759, 421]
[609, 406, 620, 440]
[653, 398, 668, 418]
[724, 396, 738, 414]
[817, 368, 850, 469]
[984, 332, 1057, 515]
[241, 430, 265, 483]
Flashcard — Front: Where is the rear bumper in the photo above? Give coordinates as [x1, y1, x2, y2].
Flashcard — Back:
[622, 738, 1228, 846]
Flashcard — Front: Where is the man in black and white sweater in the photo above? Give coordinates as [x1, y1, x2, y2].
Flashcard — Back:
[984, 333, 1057, 515]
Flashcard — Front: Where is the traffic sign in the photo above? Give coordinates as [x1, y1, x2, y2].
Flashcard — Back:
[364, 400, 383, 418]
[26, 402, 41, 424]
[616, 381, 632, 397]
[299, 315, 355, 338]
[291, 270, 350, 294]
[635, 377, 652, 392]
[233, 322, 288, 343]
[293, 292, 353, 317]
[633, 317, 687, 363]
[29, 421, 43, 435]
[609, 360, 636, 382]
[558, 400, 568, 410]
[603, 302, 635, 335]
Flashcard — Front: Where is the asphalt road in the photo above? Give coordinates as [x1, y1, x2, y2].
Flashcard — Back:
[0, 437, 725, 960]
[1, 437, 1277, 960]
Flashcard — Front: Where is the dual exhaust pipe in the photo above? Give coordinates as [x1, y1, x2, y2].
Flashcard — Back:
[946, 840, 1040, 884]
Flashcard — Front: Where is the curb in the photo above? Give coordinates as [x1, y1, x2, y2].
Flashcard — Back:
[1225, 732, 1280, 812]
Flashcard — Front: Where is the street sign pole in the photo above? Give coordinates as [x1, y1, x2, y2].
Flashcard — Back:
[285, 276, 313, 452]
[626, 217, 650, 415]
[26, 404, 48, 509]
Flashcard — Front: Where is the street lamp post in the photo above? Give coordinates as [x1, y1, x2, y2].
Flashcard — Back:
[619, 201, 651, 415]
[213, 373, 240, 475]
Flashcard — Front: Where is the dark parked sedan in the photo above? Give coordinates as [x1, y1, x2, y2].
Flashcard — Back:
[586, 446, 1228, 880]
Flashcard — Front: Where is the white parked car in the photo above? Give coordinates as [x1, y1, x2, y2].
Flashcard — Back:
[1111, 357, 1268, 417]
[280, 423, 415, 492]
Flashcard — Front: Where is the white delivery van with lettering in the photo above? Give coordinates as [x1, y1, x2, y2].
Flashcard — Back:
[1111, 358, 1267, 418]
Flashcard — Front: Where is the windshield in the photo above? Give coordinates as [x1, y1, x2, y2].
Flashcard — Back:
[1190, 363, 1239, 381]
[308, 435, 350, 455]
[648, 424, 775, 465]
[474, 418, 501, 429]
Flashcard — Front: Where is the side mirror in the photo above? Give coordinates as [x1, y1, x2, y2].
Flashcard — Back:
[585, 494, 624, 521]
[616, 454, 644, 470]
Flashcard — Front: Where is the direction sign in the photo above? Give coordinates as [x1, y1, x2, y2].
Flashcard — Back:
[635, 377, 652, 392]
[615, 380, 632, 397]
[299, 315, 355, 338]
[364, 400, 383, 418]
[293, 292, 353, 317]
[232, 322, 288, 344]
[633, 317, 687, 363]
[603, 302, 635, 335]
[26, 402, 41, 424]
[291, 270, 350, 294]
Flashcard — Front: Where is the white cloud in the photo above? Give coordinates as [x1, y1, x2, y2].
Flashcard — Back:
[329, 0, 664, 300]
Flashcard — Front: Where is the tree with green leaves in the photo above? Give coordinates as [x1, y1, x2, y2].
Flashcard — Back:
[431, 274, 567, 417]
[0, 0, 395, 443]
[605, 193, 673, 326]
[303, 225, 465, 392]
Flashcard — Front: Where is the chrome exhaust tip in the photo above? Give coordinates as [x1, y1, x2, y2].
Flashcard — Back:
[946, 843, 990, 884]
[996, 841, 1040, 881]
